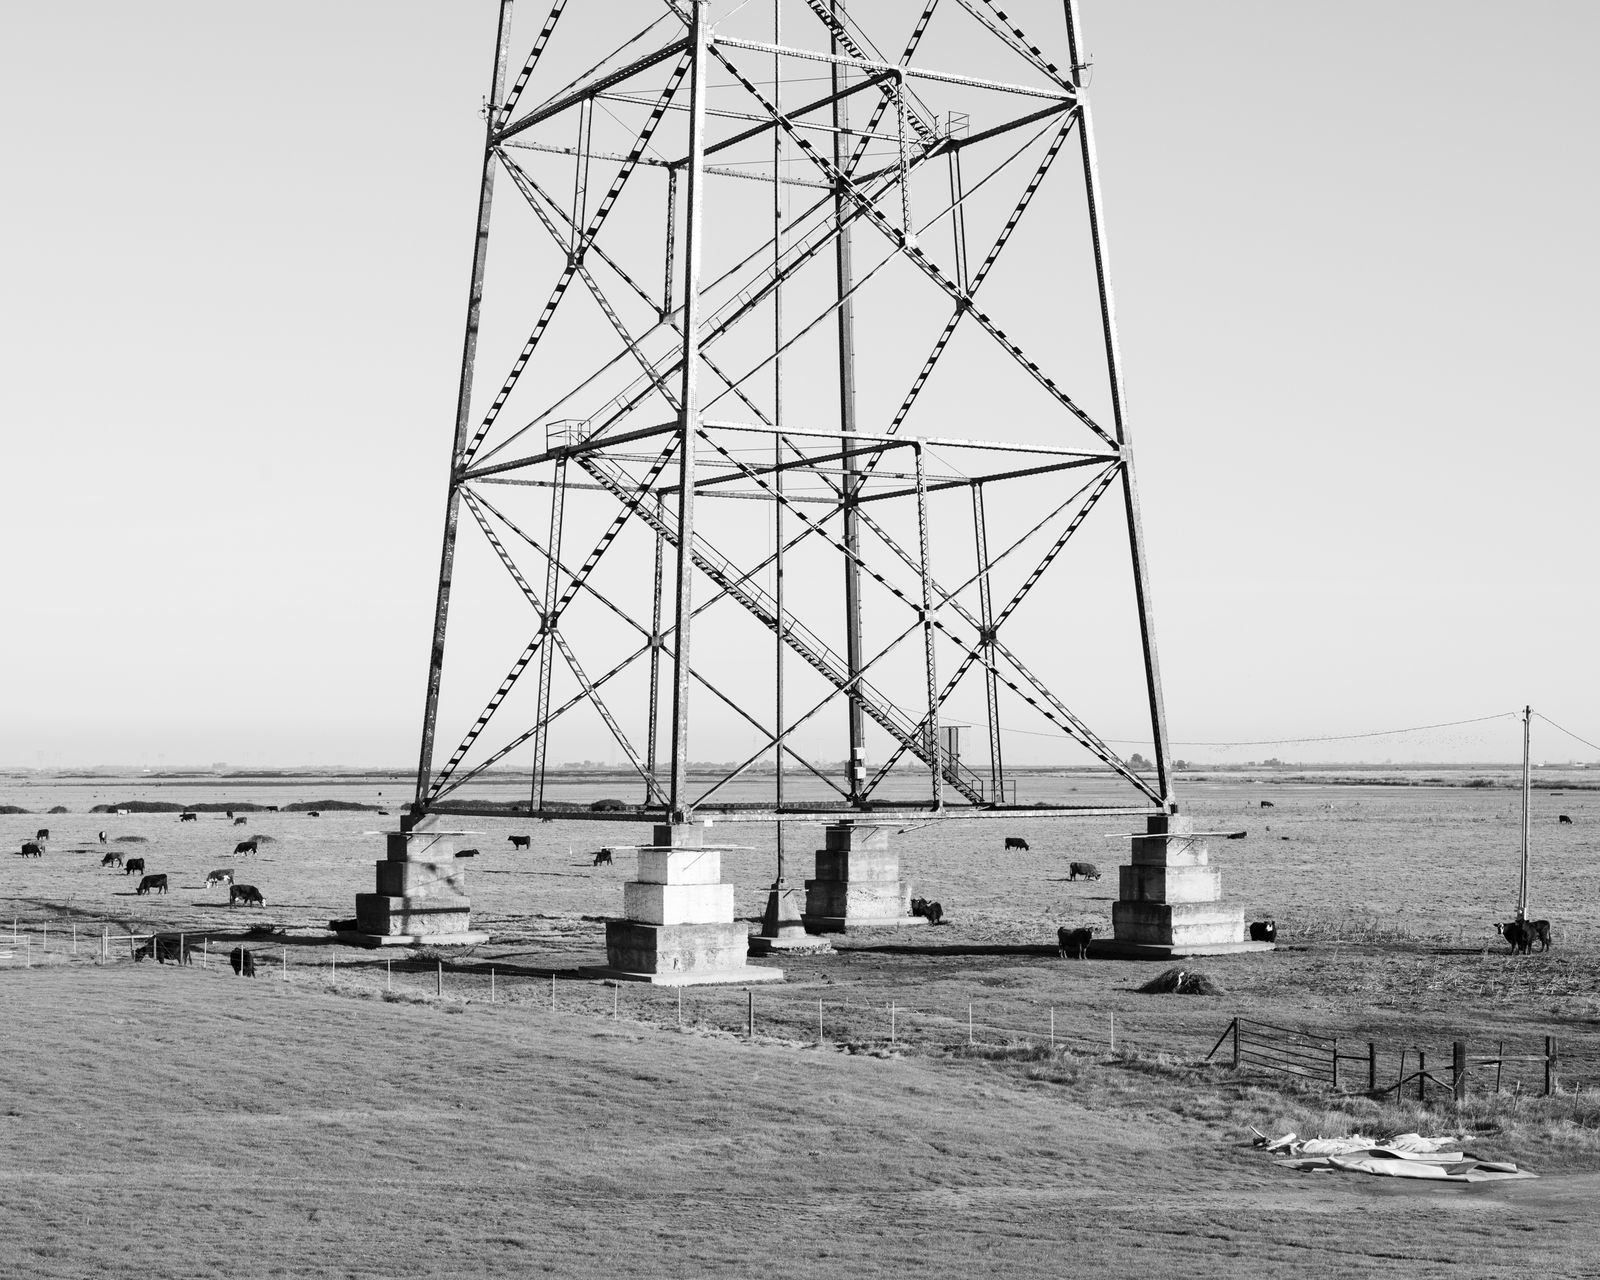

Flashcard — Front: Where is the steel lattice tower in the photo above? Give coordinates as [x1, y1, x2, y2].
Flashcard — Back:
[408, 0, 1176, 831]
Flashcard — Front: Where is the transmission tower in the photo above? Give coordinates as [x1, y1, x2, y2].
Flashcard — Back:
[408, 0, 1176, 831]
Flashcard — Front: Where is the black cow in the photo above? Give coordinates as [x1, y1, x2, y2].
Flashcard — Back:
[1004, 837, 1029, 851]
[1558, 815, 1573, 825]
[205, 869, 233, 888]
[98, 830, 107, 844]
[1224, 830, 1248, 840]
[179, 812, 198, 823]
[454, 848, 479, 858]
[226, 811, 234, 819]
[136, 873, 168, 896]
[234, 839, 258, 857]
[592, 848, 614, 867]
[230, 884, 265, 908]
[229, 947, 257, 978]
[35, 828, 49, 842]
[1528, 919, 1553, 951]
[1495, 921, 1533, 955]
[124, 857, 145, 876]
[101, 851, 123, 868]
[1259, 800, 1274, 809]
[1248, 919, 1277, 943]
[19, 841, 42, 858]
[308, 810, 321, 818]
[911, 898, 944, 925]
[1067, 861, 1101, 881]
[233, 816, 248, 826]
[134, 935, 190, 965]
[1057, 926, 1094, 959]
[509, 835, 531, 851]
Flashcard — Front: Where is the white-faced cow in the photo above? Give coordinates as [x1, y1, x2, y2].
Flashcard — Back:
[205, 869, 234, 888]
[911, 897, 944, 925]
[1057, 925, 1094, 959]
[18, 841, 43, 858]
[124, 857, 145, 876]
[35, 828, 49, 842]
[233, 839, 258, 857]
[98, 830, 107, 844]
[1067, 861, 1101, 881]
[1558, 815, 1573, 825]
[509, 835, 531, 851]
[1004, 837, 1029, 851]
[230, 884, 264, 908]
[1249, 919, 1277, 943]
[1495, 921, 1533, 955]
[136, 873, 168, 895]
[233, 816, 248, 826]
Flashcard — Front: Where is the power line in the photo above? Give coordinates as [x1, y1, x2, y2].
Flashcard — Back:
[1533, 712, 1600, 756]
[999, 710, 1523, 749]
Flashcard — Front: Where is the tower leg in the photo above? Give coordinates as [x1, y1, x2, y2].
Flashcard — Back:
[803, 822, 925, 932]
[1104, 815, 1268, 957]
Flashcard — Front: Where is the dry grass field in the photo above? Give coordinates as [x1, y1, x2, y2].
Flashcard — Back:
[4, 770, 1600, 1275]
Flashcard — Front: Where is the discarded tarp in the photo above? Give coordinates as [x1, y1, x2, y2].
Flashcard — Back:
[1251, 1130, 1536, 1183]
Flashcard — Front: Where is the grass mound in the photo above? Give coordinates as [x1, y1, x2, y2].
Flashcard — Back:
[114, 835, 149, 844]
[1139, 967, 1225, 995]
[0, 805, 28, 815]
[283, 800, 378, 812]
[47, 805, 69, 814]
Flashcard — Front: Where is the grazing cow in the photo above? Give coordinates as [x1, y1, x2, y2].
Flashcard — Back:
[136, 873, 168, 896]
[592, 848, 614, 867]
[179, 812, 198, 823]
[233, 816, 248, 826]
[124, 857, 146, 876]
[1495, 921, 1533, 955]
[134, 935, 190, 965]
[1057, 926, 1094, 959]
[101, 851, 123, 868]
[1558, 815, 1573, 825]
[1259, 800, 1274, 809]
[1004, 837, 1029, 851]
[233, 839, 258, 857]
[454, 848, 478, 859]
[230, 883, 264, 908]
[98, 830, 107, 844]
[910, 898, 944, 925]
[205, 869, 234, 888]
[229, 947, 257, 978]
[308, 810, 321, 818]
[1528, 919, 1553, 952]
[36, 828, 49, 842]
[509, 835, 531, 851]
[19, 841, 43, 858]
[1248, 919, 1277, 943]
[1225, 830, 1248, 840]
[1067, 861, 1101, 881]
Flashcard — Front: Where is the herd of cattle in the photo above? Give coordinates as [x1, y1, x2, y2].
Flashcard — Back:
[13, 813, 271, 909]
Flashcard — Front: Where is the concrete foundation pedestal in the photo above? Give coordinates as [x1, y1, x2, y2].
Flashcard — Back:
[803, 822, 925, 933]
[749, 881, 834, 956]
[349, 829, 489, 948]
[598, 824, 783, 985]
[1103, 815, 1271, 958]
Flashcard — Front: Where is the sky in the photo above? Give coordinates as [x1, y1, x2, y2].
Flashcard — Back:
[2, 1, 1597, 770]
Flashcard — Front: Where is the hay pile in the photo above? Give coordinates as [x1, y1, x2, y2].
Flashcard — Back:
[1138, 967, 1225, 995]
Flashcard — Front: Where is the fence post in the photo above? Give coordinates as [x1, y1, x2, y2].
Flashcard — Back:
[1049, 1008, 1055, 1051]
[747, 990, 754, 1040]
[283, 950, 288, 981]
[890, 1001, 896, 1045]
[102, 925, 108, 965]
[677, 987, 682, 1029]
[1396, 1048, 1407, 1097]
[387, 957, 392, 992]
[1232, 1017, 1240, 1069]
[968, 1002, 974, 1046]
[1110, 1012, 1115, 1054]
[203, 938, 208, 969]
[1546, 1036, 1556, 1097]
[1496, 1040, 1504, 1093]
[1453, 1041, 1467, 1104]
[550, 973, 555, 1011]
[614, 982, 619, 1021]
[818, 999, 824, 1046]
[42, 923, 47, 953]
[331, 951, 336, 981]
[436, 960, 443, 998]
[491, 968, 495, 1004]
[72, 923, 77, 955]
[1368, 1042, 1377, 1093]
[1331, 1037, 1339, 1089]
[1417, 1050, 1426, 1102]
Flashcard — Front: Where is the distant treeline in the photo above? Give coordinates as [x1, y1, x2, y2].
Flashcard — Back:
[87, 799, 382, 814]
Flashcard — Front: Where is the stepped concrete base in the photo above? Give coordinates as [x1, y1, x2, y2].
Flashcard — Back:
[803, 822, 921, 933]
[603, 825, 783, 984]
[1092, 938, 1275, 960]
[351, 829, 484, 947]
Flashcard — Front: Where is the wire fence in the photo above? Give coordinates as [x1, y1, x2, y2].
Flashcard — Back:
[6, 917, 1596, 1098]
